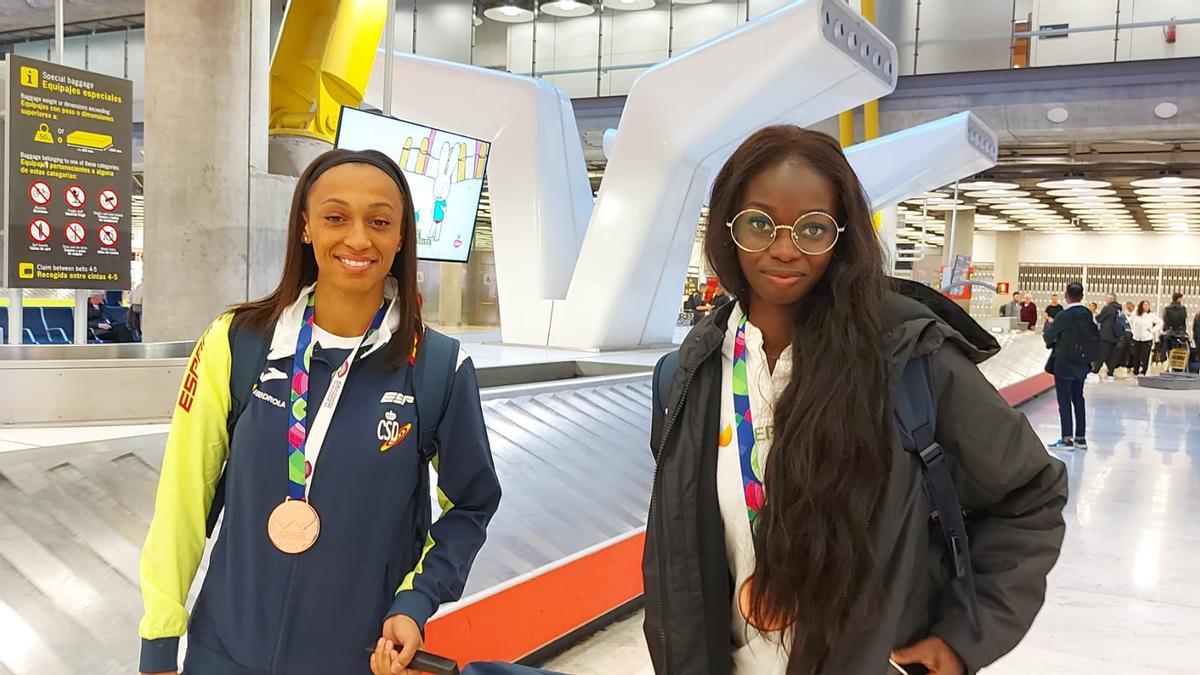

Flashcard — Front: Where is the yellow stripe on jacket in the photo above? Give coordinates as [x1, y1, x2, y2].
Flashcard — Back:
[139, 313, 234, 640]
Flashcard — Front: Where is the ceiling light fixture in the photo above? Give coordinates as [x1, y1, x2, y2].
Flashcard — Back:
[956, 181, 1019, 191]
[603, 0, 656, 9]
[482, 0, 537, 22]
[1036, 177, 1112, 189]
[1131, 176, 1200, 188]
[540, 0, 597, 16]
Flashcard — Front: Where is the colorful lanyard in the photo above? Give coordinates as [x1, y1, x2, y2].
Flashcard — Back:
[732, 314, 766, 531]
[287, 294, 387, 501]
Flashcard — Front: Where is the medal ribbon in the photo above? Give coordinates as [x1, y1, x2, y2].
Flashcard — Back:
[732, 314, 766, 531]
[288, 293, 386, 500]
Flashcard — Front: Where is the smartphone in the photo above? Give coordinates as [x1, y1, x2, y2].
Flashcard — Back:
[889, 659, 930, 675]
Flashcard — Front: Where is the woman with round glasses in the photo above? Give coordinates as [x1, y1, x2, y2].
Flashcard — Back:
[643, 126, 1066, 675]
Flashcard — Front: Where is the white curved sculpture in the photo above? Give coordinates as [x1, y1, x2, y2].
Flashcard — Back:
[364, 56, 594, 345]
[549, 0, 897, 349]
[848, 111, 999, 211]
[369, 0, 897, 348]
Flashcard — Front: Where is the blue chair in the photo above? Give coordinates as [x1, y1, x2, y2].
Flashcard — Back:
[22, 307, 49, 344]
[41, 307, 74, 344]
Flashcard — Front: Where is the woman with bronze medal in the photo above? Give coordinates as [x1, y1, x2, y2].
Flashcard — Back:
[643, 127, 1067, 675]
[138, 149, 501, 675]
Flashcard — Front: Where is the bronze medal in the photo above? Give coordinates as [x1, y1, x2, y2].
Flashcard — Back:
[267, 499, 321, 554]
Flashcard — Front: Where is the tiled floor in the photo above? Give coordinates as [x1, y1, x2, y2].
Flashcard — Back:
[544, 378, 1200, 674]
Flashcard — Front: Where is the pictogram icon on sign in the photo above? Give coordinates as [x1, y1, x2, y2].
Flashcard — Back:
[98, 224, 119, 248]
[28, 219, 52, 243]
[65, 221, 86, 245]
[99, 188, 119, 212]
[29, 180, 52, 206]
[34, 123, 55, 144]
[65, 185, 87, 209]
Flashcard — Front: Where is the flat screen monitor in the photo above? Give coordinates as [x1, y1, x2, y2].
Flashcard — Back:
[335, 107, 490, 264]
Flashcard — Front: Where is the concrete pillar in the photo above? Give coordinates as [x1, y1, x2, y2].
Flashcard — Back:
[438, 262, 464, 327]
[142, 0, 270, 342]
[941, 207, 974, 312]
[993, 231, 1021, 316]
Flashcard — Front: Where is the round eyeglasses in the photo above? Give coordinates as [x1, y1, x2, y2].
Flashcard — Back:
[727, 209, 844, 256]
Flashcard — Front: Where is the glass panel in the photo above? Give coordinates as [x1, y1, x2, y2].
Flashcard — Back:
[472, 17, 510, 69]
[85, 31, 127, 79]
[538, 14, 604, 99]
[1123, 1, 1200, 62]
[416, 0, 472, 63]
[604, 4, 670, 96]
[907, 0, 1014, 75]
[127, 29, 146, 123]
[63, 34, 87, 69]
[14, 40, 52, 61]
[1028, 1, 1123, 67]
[671, 0, 741, 54]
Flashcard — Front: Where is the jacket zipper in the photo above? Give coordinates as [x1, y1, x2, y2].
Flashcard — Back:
[649, 362, 701, 675]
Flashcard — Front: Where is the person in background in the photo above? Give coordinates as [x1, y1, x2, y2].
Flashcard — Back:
[1121, 301, 1137, 372]
[1044, 293, 1064, 325]
[87, 291, 136, 343]
[1001, 291, 1021, 318]
[1020, 293, 1038, 331]
[1087, 301, 1098, 316]
[1044, 283, 1098, 450]
[1130, 301, 1162, 377]
[1163, 292, 1188, 335]
[1093, 293, 1123, 382]
[684, 290, 707, 326]
[130, 282, 144, 336]
[709, 285, 732, 311]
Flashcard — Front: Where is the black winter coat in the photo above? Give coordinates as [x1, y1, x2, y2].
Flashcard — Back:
[643, 281, 1067, 675]
[1163, 302, 1188, 334]
[1096, 302, 1123, 344]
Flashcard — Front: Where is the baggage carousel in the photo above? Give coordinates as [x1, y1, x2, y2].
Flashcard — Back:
[0, 331, 1052, 673]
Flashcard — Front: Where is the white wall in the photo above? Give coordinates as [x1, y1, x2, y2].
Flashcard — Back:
[1030, 0, 1200, 66]
[973, 231, 998, 262]
[875, 0, 1014, 75]
[496, 0, 757, 98]
[972, 231, 1200, 266]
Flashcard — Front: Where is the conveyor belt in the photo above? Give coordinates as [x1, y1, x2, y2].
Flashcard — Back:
[0, 374, 654, 675]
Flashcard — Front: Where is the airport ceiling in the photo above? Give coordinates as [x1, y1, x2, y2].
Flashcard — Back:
[0, 0, 144, 42]
[896, 139, 1200, 239]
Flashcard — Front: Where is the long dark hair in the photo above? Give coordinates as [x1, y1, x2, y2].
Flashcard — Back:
[705, 126, 891, 670]
[232, 149, 423, 369]
[1138, 300, 1150, 315]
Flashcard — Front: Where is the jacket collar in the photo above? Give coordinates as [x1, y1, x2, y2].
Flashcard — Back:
[267, 277, 402, 361]
[675, 278, 1001, 374]
[676, 299, 738, 371]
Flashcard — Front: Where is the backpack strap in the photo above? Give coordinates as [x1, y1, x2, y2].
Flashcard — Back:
[206, 317, 273, 538]
[893, 354, 982, 637]
[651, 351, 679, 457]
[413, 328, 461, 462]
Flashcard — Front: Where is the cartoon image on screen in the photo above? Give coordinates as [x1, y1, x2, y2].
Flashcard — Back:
[335, 107, 490, 263]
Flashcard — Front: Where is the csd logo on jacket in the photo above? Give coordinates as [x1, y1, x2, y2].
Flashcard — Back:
[378, 410, 412, 452]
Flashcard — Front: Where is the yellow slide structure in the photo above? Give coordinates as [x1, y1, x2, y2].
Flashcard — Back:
[269, 0, 388, 144]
